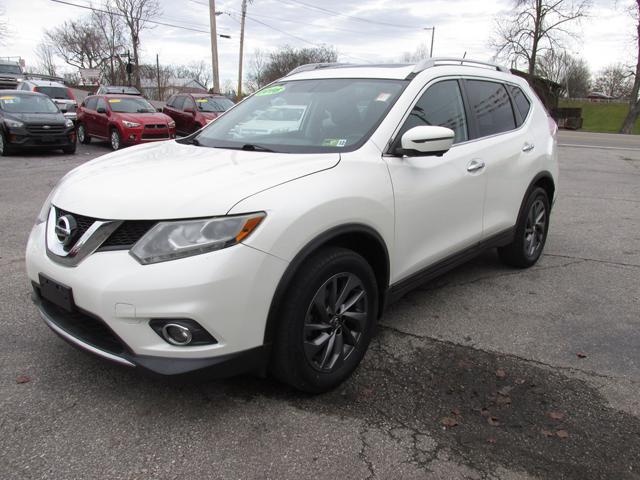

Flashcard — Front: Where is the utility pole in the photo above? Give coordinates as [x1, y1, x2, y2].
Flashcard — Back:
[209, 0, 220, 93]
[424, 27, 436, 57]
[237, 0, 247, 99]
[156, 53, 161, 101]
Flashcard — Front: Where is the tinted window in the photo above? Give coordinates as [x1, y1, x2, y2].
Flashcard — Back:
[183, 96, 196, 111]
[0, 94, 58, 113]
[195, 96, 234, 112]
[507, 85, 531, 126]
[107, 97, 156, 113]
[172, 95, 185, 110]
[85, 97, 98, 110]
[35, 86, 72, 100]
[96, 97, 107, 111]
[398, 80, 468, 144]
[166, 95, 176, 107]
[465, 80, 516, 137]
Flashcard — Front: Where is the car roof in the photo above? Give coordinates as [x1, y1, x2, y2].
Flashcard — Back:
[0, 89, 45, 96]
[25, 79, 67, 87]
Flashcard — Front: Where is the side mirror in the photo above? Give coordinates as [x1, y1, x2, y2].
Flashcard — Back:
[96, 107, 107, 114]
[398, 126, 455, 157]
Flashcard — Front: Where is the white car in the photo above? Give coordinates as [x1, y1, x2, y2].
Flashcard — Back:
[26, 58, 558, 393]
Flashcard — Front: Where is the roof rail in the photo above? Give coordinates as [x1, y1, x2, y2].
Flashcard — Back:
[409, 57, 509, 78]
[286, 62, 354, 76]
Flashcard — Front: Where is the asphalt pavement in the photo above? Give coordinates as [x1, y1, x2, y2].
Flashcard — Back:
[0, 132, 638, 479]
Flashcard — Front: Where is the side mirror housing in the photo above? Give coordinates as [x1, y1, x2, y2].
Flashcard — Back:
[397, 126, 455, 157]
[96, 107, 107, 114]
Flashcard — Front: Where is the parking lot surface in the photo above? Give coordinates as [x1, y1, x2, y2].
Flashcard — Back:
[1, 132, 639, 479]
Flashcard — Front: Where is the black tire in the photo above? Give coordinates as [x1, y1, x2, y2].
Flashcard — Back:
[77, 123, 91, 144]
[62, 141, 77, 154]
[110, 127, 121, 151]
[0, 131, 12, 156]
[271, 247, 379, 393]
[498, 186, 550, 268]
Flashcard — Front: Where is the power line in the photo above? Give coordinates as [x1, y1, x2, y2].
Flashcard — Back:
[277, 0, 423, 29]
[49, 0, 231, 36]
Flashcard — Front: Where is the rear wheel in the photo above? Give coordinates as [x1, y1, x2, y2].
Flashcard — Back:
[271, 247, 378, 393]
[110, 128, 121, 151]
[77, 123, 90, 144]
[498, 187, 550, 268]
[0, 131, 11, 156]
[61, 141, 77, 154]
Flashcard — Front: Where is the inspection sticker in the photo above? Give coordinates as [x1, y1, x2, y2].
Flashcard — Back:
[196, 98, 209, 102]
[256, 85, 285, 96]
[322, 138, 347, 147]
[108, 99, 122, 103]
[375, 92, 391, 102]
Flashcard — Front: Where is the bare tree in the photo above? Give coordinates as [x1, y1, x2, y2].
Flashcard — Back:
[92, 4, 128, 85]
[35, 42, 58, 77]
[112, 0, 162, 89]
[400, 44, 429, 63]
[593, 64, 633, 98]
[0, 6, 9, 45]
[492, 0, 590, 75]
[565, 57, 591, 98]
[621, 0, 640, 133]
[537, 50, 591, 97]
[246, 49, 268, 93]
[45, 17, 106, 69]
[174, 61, 212, 90]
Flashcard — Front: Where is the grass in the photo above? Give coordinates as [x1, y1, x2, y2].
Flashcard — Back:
[559, 99, 640, 134]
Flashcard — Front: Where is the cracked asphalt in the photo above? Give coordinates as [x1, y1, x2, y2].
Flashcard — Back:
[1, 132, 639, 479]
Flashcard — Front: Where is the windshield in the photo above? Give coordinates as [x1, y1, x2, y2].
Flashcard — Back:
[195, 97, 234, 112]
[193, 78, 407, 153]
[35, 86, 72, 100]
[0, 94, 59, 113]
[0, 64, 21, 75]
[108, 97, 156, 113]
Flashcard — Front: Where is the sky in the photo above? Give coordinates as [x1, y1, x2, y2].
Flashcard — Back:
[0, 0, 635, 88]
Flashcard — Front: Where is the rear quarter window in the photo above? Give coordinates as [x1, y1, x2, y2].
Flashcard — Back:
[465, 80, 517, 138]
[507, 85, 531, 126]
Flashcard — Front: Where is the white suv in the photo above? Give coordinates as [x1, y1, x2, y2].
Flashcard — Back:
[26, 59, 558, 393]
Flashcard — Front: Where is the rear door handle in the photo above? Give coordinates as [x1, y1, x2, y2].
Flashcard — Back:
[522, 143, 535, 152]
[467, 159, 485, 172]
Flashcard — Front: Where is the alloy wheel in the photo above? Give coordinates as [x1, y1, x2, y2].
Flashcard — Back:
[303, 272, 368, 372]
[0, 134, 4, 155]
[524, 198, 546, 257]
[111, 130, 120, 150]
[77, 125, 85, 143]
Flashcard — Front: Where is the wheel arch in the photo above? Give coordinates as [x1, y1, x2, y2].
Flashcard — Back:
[516, 171, 556, 226]
[262, 223, 390, 345]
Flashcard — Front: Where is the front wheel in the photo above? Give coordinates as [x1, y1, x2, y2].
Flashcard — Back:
[0, 131, 11, 156]
[61, 142, 77, 154]
[271, 247, 378, 393]
[110, 128, 121, 151]
[77, 123, 90, 144]
[498, 187, 550, 268]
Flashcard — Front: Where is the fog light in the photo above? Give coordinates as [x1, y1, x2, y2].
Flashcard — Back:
[162, 323, 192, 345]
[149, 318, 217, 346]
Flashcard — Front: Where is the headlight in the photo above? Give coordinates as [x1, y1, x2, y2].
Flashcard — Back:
[168, 120, 175, 128]
[5, 118, 24, 129]
[64, 118, 74, 128]
[122, 120, 141, 128]
[130, 212, 266, 265]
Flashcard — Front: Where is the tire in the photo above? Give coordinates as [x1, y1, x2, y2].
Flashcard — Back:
[110, 128, 121, 151]
[498, 186, 550, 268]
[0, 131, 12, 156]
[77, 123, 91, 144]
[271, 247, 379, 393]
[62, 141, 77, 154]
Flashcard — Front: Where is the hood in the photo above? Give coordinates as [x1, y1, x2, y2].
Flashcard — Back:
[116, 112, 171, 124]
[8, 112, 65, 124]
[52, 140, 340, 219]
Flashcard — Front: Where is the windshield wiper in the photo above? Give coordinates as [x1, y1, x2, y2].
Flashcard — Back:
[240, 144, 275, 152]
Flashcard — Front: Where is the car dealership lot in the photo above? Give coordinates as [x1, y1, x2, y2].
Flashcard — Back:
[0, 132, 638, 479]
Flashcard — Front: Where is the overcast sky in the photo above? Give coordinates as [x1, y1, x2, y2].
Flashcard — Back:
[1, 0, 635, 87]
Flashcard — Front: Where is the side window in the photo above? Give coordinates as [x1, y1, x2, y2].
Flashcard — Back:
[166, 95, 175, 107]
[96, 97, 107, 112]
[507, 85, 531, 126]
[465, 80, 516, 138]
[397, 80, 468, 144]
[173, 95, 185, 110]
[85, 97, 97, 110]
[183, 96, 196, 111]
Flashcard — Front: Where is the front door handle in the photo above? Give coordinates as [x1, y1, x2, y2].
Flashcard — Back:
[522, 143, 535, 152]
[467, 159, 485, 172]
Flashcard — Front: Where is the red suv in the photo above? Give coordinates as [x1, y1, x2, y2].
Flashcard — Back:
[163, 93, 234, 136]
[77, 95, 176, 150]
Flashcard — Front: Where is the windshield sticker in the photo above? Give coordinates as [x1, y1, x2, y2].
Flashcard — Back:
[256, 85, 285, 96]
[196, 98, 209, 102]
[322, 138, 347, 147]
[0, 96, 16, 101]
[108, 99, 122, 103]
[375, 93, 391, 102]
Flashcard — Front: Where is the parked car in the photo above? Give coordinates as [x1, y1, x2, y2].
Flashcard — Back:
[76, 94, 175, 150]
[0, 90, 76, 155]
[94, 85, 142, 96]
[0, 60, 24, 89]
[163, 93, 234, 136]
[19, 79, 78, 124]
[27, 59, 558, 393]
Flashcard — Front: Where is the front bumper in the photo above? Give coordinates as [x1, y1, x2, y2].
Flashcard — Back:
[121, 126, 176, 145]
[26, 221, 287, 377]
[7, 127, 76, 148]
